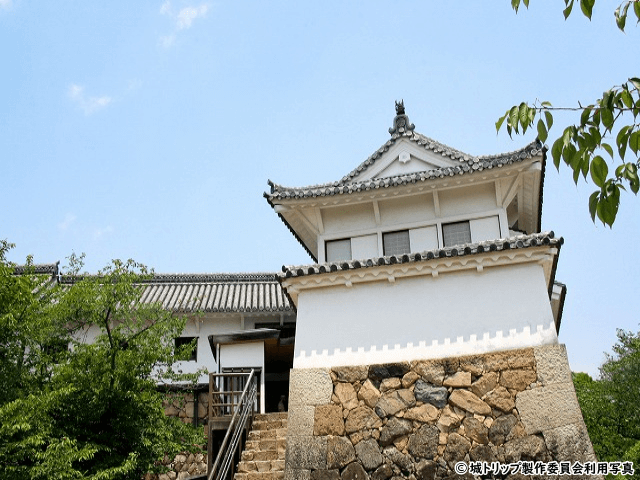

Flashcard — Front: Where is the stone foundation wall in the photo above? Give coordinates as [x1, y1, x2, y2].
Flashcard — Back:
[143, 451, 207, 480]
[285, 344, 599, 480]
[162, 391, 209, 426]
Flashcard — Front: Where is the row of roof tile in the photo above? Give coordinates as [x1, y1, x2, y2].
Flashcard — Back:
[136, 275, 292, 313]
[279, 231, 562, 279]
[11, 268, 292, 314]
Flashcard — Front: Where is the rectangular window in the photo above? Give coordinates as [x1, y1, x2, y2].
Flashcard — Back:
[326, 238, 352, 262]
[442, 221, 471, 247]
[175, 336, 198, 361]
[383, 230, 411, 256]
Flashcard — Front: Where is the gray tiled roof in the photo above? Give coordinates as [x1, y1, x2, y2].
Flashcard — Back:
[58, 272, 293, 313]
[279, 232, 562, 279]
[266, 131, 544, 200]
[136, 273, 292, 313]
[13, 262, 59, 276]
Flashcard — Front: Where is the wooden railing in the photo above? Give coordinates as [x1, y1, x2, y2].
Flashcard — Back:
[208, 371, 257, 419]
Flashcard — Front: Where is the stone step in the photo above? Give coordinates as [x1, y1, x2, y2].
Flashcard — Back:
[237, 459, 286, 474]
[254, 412, 288, 422]
[240, 449, 284, 462]
[251, 419, 287, 431]
[234, 413, 288, 480]
[247, 428, 287, 442]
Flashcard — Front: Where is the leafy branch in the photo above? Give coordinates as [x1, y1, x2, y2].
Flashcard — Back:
[499, 0, 640, 227]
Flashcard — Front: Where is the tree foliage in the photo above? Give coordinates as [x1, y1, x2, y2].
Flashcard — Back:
[573, 328, 640, 478]
[498, 0, 640, 227]
[0, 241, 66, 405]
[0, 243, 204, 480]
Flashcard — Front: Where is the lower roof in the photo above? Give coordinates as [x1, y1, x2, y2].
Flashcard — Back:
[56, 272, 293, 314]
[278, 231, 563, 280]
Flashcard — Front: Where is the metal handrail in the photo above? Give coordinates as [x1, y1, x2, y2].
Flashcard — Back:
[207, 370, 256, 480]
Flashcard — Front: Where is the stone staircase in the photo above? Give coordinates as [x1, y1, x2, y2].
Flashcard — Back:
[234, 412, 287, 480]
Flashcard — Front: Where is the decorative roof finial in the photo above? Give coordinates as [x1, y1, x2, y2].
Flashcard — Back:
[389, 99, 415, 136]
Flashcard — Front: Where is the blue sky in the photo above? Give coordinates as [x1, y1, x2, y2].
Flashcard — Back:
[2, 1, 638, 377]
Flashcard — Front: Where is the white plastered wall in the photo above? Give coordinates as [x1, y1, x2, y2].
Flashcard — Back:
[172, 314, 241, 382]
[317, 182, 506, 262]
[292, 262, 557, 368]
[220, 341, 266, 413]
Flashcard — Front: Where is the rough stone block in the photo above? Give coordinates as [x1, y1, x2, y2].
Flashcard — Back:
[469, 372, 498, 399]
[414, 381, 448, 408]
[443, 371, 471, 387]
[334, 383, 359, 410]
[345, 406, 383, 434]
[368, 363, 410, 381]
[410, 360, 445, 385]
[502, 434, 551, 463]
[326, 435, 356, 469]
[314, 404, 345, 436]
[403, 404, 439, 423]
[374, 389, 415, 417]
[357, 380, 381, 409]
[488, 414, 518, 446]
[534, 343, 572, 386]
[383, 445, 413, 471]
[310, 470, 340, 480]
[407, 424, 439, 459]
[370, 464, 392, 480]
[379, 377, 402, 392]
[459, 355, 484, 376]
[499, 369, 537, 391]
[289, 369, 333, 407]
[443, 432, 471, 467]
[379, 417, 412, 446]
[448, 389, 491, 415]
[341, 462, 369, 480]
[507, 348, 535, 369]
[482, 386, 515, 413]
[284, 469, 310, 480]
[543, 423, 598, 462]
[483, 351, 511, 372]
[355, 438, 383, 471]
[515, 382, 584, 434]
[332, 366, 369, 383]
[286, 436, 327, 470]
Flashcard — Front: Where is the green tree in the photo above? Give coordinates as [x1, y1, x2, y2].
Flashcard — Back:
[0, 240, 64, 405]
[573, 328, 640, 478]
[497, 0, 640, 227]
[0, 247, 203, 480]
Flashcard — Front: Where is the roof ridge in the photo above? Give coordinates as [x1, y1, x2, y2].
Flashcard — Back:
[13, 262, 60, 276]
[59, 272, 280, 285]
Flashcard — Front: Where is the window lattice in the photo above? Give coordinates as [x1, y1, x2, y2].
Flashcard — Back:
[383, 230, 411, 256]
[442, 221, 471, 247]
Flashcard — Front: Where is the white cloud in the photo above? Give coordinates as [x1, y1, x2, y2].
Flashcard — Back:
[176, 4, 208, 30]
[68, 84, 112, 115]
[93, 226, 113, 240]
[58, 213, 76, 231]
[159, 0, 171, 15]
[0, 0, 12, 10]
[159, 2, 209, 47]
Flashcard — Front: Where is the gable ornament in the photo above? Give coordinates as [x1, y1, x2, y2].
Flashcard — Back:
[389, 99, 415, 136]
